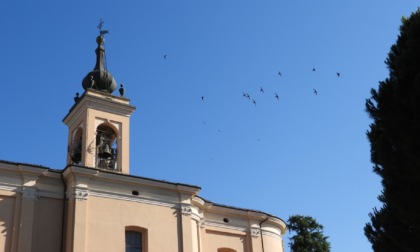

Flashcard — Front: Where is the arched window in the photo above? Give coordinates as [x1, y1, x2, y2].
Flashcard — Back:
[125, 231, 142, 252]
[69, 128, 83, 164]
[218, 248, 236, 252]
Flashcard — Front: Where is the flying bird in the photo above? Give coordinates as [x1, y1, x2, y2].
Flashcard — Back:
[260, 87, 264, 93]
[313, 89, 318, 95]
[275, 93, 279, 100]
[312, 67, 316, 72]
[337, 72, 341, 77]
[253, 100, 256, 105]
[163, 54, 167, 59]
[278, 71, 282, 76]
[201, 96, 204, 101]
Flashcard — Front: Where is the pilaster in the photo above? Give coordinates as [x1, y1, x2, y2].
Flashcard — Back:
[17, 182, 39, 252]
[179, 193, 194, 252]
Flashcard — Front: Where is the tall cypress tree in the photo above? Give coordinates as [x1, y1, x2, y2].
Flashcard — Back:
[365, 8, 420, 251]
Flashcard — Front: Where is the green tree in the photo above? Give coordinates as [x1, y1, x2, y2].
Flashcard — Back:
[365, 8, 420, 251]
[287, 215, 330, 252]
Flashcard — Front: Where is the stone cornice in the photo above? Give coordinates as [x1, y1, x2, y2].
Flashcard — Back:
[0, 184, 64, 199]
[87, 189, 177, 208]
[0, 160, 61, 178]
[191, 196, 287, 235]
[261, 229, 283, 240]
[63, 89, 136, 125]
[63, 165, 200, 195]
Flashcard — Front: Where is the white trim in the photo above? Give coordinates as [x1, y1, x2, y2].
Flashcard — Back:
[203, 220, 248, 232]
[88, 190, 178, 208]
[0, 185, 63, 200]
[0, 185, 18, 192]
[262, 230, 282, 240]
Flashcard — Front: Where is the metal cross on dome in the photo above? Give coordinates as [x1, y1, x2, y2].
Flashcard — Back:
[97, 18, 109, 36]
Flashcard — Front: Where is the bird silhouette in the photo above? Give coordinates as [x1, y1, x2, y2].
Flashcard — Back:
[201, 96, 204, 101]
[163, 54, 167, 59]
[313, 89, 318, 95]
[312, 67, 316, 72]
[275, 93, 279, 100]
[119, 84, 125, 96]
[253, 100, 256, 105]
[278, 71, 282, 76]
[337, 72, 341, 77]
[74, 92, 80, 103]
[260, 87, 264, 93]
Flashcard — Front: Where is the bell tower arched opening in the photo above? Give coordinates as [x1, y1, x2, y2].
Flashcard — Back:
[69, 127, 83, 165]
[95, 123, 118, 171]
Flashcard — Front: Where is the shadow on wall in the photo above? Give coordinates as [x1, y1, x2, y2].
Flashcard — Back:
[0, 196, 14, 251]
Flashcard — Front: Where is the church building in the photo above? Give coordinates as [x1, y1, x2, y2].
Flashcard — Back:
[0, 30, 286, 252]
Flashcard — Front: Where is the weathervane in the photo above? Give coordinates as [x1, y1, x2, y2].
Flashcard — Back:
[97, 18, 109, 36]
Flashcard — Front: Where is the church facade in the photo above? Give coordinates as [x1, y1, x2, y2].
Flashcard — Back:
[0, 32, 286, 252]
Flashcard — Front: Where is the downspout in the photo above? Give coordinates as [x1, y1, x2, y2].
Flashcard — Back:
[259, 217, 269, 252]
[60, 172, 68, 252]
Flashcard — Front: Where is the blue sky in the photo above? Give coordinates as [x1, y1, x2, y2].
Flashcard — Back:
[1, 1, 419, 251]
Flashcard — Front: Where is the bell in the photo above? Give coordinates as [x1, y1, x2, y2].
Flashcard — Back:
[98, 143, 112, 159]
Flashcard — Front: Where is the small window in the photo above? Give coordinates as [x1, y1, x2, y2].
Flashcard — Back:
[125, 231, 142, 252]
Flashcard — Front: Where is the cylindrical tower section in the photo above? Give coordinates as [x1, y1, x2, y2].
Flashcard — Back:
[261, 217, 287, 252]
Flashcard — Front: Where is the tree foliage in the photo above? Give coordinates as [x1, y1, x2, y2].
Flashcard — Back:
[287, 215, 330, 252]
[365, 8, 420, 251]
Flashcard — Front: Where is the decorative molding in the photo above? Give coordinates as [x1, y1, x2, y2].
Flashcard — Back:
[88, 190, 178, 208]
[199, 219, 205, 229]
[204, 220, 247, 232]
[261, 230, 283, 240]
[0, 185, 18, 192]
[73, 188, 89, 201]
[192, 196, 205, 206]
[181, 206, 192, 216]
[22, 188, 39, 200]
[251, 228, 260, 238]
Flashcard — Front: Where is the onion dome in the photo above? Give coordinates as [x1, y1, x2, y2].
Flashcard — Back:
[82, 35, 117, 93]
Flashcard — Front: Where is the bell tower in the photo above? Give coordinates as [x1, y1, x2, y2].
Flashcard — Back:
[63, 25, 135, 174]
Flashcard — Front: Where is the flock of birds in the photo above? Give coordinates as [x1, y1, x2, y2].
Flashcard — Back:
[164, 54, 341, 106]
[162, 54, 342, 139]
